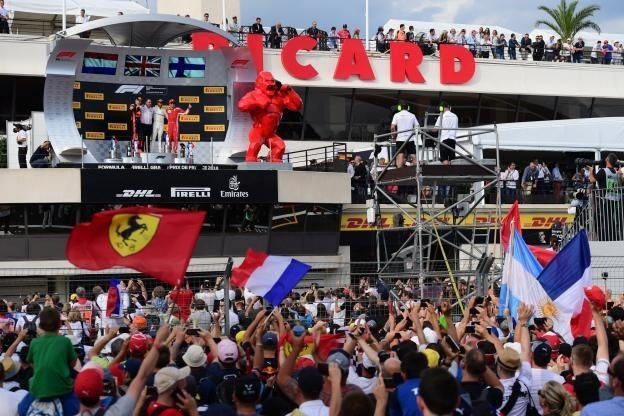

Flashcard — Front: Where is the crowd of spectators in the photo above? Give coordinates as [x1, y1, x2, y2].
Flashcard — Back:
[1, 276, 624, 416]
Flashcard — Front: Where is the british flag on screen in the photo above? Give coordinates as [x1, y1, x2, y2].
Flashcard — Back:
[124, 55, 161, 77]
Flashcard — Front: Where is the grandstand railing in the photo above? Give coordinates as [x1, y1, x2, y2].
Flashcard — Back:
[284, 142, 348, 171]
[561, 186, 624, 245]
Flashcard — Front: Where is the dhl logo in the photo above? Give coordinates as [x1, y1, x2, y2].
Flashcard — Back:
[108, 123, 127, 130]
[204, 86, 225, 94]
[179, 115, 200, 122]
[179, 134, 200, 141]
[85, 112, 105, 120]
[204, 124, 225, 132]
[72, 101, 81, 109]
[107, 103, 127, 111]
[73, 82, 81, 90]
[204, 105, 225, 113]
[178, 96, 199, 103]
[85, 92, 104, 100]
[85, 132, 105, 139]
[340, 213, 573, 231]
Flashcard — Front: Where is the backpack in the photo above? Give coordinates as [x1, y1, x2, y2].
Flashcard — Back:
[499, 380, 539, 416]
[459, 387, 497, 416]
[22, 315, 38, 337]
[26, 399, 64, 416]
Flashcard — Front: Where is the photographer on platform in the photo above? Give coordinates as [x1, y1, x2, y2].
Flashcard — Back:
[589, 153, 623, 240]
[14, 124, 28, 169]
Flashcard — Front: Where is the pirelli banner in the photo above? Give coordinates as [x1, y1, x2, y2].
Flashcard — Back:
[73, 82, 228, 141]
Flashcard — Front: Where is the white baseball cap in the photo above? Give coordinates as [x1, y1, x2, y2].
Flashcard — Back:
[154, 366, 191, 394]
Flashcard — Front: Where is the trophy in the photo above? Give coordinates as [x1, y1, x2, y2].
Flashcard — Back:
[179, 143, 186, 159]
[110, 136, 118, 159]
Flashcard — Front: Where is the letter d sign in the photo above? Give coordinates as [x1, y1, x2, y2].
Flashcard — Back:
[439, 45, 476, 84]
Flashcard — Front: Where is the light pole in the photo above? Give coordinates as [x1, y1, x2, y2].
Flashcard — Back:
[365, 0, 369, 50]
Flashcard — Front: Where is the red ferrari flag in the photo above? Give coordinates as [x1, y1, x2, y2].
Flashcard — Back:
[66, 207, 205, 286]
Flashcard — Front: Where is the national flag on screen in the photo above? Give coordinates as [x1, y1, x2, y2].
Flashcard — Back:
[66, 207, 205, 286]
[124, 55, 161, 77]
[82, 52, 118, 75]
[168, 57, 206, 78]
[231, 249, 311, 305]
[106, 279, 122, 317]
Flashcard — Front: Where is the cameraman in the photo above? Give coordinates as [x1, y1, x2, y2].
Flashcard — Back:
[14, 124, 28, 169]
[589, 153, 623, 240]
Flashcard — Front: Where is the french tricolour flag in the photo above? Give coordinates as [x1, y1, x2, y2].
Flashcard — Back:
[106, 279, 122, 317]
[232, 249, 311, 305]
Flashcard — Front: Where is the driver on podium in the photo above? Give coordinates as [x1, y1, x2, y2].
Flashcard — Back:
[165, 98, 191, 154]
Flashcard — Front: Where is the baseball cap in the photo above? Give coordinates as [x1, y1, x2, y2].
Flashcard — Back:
[154, 366, 191, 394]
[132, 315, 147, 331]
[584, 285, 606, 310]
[128, 333, 150, 357]
[294, 366, 324, 398]
[295, 356, 316, 370]
[423, 348, 440, 368]
[532, 342, 553, 364]
[183, 345, 207, 368]
[234, 375, 262, 404]
[2, 357, 19, 380]
[261, 332, 278, 347]
[497, 348, 521, 371]
[121, 358, 142, 379]
[541, 332, 562, 351]
[229, 324, 242, 339]
[326, 349, 350, 374]
[423, 327, 439, 344]
[74, 368, 104, 400]
[217, 339, 239, 363]
[235, 330, 246, 345]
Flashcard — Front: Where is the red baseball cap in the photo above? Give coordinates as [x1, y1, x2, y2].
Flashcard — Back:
[128, 333, 150, 357]
[584, 285, 606, 310]
[74, 368, 103, 400]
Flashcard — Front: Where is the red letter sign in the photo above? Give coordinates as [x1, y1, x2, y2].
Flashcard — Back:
[334, 39, 375, 80]
[439, 44, 475, 84]
[390, 41, 425, 83]
[281, 36, 319, 80]
[247, 34, 265, 73]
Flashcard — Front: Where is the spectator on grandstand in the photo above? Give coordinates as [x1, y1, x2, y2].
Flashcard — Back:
[268, 22, 285, 49]
[375, 26, 387, 53]
[0, 0, 9, 35]
[573, 37, 586, 63]
[614, 41, 623, 65]
[545, 35, 557, 61]
[479, 34, 492, 59]
[395, 24, 406, 41]
[561, 38, 572, 62]
[591, 40, 602, 63]
[251, 17, 264, 34]
[466, 30, 478, 56]
[338, 24, 351, 46]
[189, 299, 212, 330]
[406, 25, 415, 42]
[306, 21, 320, 41]
[533, 35, 546, 61]
[75, 9, 91, 39]
[508, 33, 519, 60]
[353, 28, 361, 40]
[328, 26, 338, 49]
[501, 162, 519, 203]
[602, 40, 614, 64]
[228, 16, 240, 32]
[520, 33, 532, 60]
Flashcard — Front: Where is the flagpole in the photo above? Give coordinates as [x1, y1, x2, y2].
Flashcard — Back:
[503, 220, 515, 315]
[62, 0, 67, 32]
[223, 257, 233, 336]
[222, 0, 227, 30]
[365, 0, 369, 51]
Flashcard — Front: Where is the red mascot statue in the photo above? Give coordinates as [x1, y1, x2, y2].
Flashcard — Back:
[238, 71, 303, 162]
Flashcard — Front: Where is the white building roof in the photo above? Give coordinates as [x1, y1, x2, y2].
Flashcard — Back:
[528, 28, 624, 45]
[4, 0, 148, 17]
[473, 117, 624, 152]
[383, 19, 519, 37]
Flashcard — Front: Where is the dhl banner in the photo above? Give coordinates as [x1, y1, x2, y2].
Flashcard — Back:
[340, 212, 574, 231]
[73, 82, 227, 141]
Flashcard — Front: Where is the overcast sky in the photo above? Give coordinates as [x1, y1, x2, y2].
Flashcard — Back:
[240, 0, 624, 35]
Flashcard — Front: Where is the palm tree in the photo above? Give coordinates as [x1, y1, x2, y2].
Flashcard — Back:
[535, 0, 601, 40]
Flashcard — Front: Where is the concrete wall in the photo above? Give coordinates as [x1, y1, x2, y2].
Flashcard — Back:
[278, 171, 351, 204]
[0, 169, 81, 204]
[0, 37, 50, 76]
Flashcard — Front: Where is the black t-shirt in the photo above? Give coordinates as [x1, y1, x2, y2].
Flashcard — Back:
[595, 167, 617, 190]
[459, 381, 503, 410]
[353, 164, 367, 182]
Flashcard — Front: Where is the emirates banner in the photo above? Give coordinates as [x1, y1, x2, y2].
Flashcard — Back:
[73, 82, 227, 141]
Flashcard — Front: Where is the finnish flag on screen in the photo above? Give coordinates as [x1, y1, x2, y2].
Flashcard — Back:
[168, 57, 206, 78]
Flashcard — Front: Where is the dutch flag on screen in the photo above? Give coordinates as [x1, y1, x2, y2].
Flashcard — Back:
[82, 52, 118, 75]
[231, 249, 311, 305]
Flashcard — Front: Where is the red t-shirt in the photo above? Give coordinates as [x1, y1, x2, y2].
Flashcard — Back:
[146, 401, 184, 416]
[169, 289, 193, 321]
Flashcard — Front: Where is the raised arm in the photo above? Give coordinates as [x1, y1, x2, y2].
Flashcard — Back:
[88, 327, 118, 359]
[277, 331, 305, 404]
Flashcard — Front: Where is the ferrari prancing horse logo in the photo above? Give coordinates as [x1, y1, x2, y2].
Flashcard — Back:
[108, 214, 160, 257]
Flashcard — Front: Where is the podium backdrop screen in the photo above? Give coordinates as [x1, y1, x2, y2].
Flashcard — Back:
[73, 82, 227, 141]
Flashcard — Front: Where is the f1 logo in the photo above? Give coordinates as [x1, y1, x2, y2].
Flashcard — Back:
[115, 85, 145, 94]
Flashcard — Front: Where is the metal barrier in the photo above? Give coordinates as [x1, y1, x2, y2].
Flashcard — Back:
[562, 186, 624, 244]
[284, 142, 348, 170]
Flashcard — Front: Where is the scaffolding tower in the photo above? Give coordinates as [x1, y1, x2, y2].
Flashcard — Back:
[371, 123, 502, 301]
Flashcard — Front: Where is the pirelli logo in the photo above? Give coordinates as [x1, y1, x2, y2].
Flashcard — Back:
[204, 124, 226, 132]
[73, 82, 81, 90]
[72, 101, 81, 109]
[76, 121, 81, 129]
[85, 112, 105, 120]
[180, 134, 200, 141]
[179, 115, 200, 122]
[85, 131, 105, 139]
[108, 123, 128, 130]
[204, 86, 224, 94]
[108, 103, 127, 111]
[204, 105, 225, 113]
[85, 92, 104, 101]
[179, 95, 199, 103]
